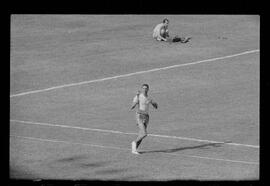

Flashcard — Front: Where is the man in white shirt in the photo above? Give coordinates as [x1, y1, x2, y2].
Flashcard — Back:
[153, 18, 192, 43]
[152, 18, 170, 41]
[130, 84, 158, 154]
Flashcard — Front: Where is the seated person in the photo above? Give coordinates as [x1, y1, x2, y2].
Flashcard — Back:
[152, 18, 170, 41]
[153, 18, 192, 43]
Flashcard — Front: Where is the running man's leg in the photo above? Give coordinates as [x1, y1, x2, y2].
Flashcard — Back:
[135, 113, 149, 149]
[135, 123, 147, 148]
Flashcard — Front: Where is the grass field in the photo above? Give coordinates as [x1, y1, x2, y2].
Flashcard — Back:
[10, 15, 259, 180]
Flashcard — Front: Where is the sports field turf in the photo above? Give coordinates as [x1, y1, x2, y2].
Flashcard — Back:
[10, 15, 259, 180]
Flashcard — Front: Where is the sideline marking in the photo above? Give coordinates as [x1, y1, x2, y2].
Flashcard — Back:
[10, 119, 260, 149]
[10, 135, 259, 165]
[10, 49, 259, 98]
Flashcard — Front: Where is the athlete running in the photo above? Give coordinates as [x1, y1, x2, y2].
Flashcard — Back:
[130, 84, 158, 154]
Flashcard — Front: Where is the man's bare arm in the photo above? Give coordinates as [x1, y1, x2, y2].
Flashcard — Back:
[151, 100, 158, 109]
[130, 102, 138, 110]
[158, 26, 168, 41]
[158, 34, 167, 41]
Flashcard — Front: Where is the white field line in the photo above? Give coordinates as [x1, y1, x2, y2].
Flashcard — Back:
[10, 119, 260, 149]
[10, 49, 259, 98]
[10, 135, 259, 165]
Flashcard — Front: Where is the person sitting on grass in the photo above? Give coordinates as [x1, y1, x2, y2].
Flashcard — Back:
[153, 18, 192, 43]
[152, 18, 170, 42]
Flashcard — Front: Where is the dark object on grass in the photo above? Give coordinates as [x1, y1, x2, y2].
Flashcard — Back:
[171, 36, 192, 43]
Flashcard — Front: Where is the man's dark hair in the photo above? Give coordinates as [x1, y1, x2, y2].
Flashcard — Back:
[142, 84, 149, 89]
[163, 18, 169, 23]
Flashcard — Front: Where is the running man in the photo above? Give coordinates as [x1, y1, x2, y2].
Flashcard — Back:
[152, 18, 170, 41]
[130, 84, 158, 154]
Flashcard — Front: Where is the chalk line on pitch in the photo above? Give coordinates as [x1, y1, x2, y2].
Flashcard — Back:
[10, 49, 259, 98]
[10, 135, 259, 165]
[10, 119, 260, 149]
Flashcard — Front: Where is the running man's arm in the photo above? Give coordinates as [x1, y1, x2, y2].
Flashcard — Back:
[150, 99, 158, 109]
[131, 93, 139, 110]
[130, 102, 138, 110]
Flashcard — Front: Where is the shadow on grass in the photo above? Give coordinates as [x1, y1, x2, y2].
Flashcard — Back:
[56, 155, 88, 163]
[78, 161, 109, 169]
[118, 175, 145, 181]
[10, 167, 39, 179]
[56, 155, 110, 169]
[94, 168, 128, 175]
[139, 142, 224, 154]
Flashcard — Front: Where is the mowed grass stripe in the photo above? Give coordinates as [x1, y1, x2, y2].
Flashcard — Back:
[10, 119, 259, 148]
[10, 135, 259, 165]
[10, 49, 259, 98]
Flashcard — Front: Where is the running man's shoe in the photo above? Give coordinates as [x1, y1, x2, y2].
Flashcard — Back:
[131, 141, 140, 154]
[132, 150, 140, 155]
